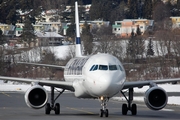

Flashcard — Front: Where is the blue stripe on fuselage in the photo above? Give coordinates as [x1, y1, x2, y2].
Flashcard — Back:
[76, 37, 81, 44]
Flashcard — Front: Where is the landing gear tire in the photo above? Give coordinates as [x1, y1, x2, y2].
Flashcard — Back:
[122, 104, 128, 115]
[99, 109, 109, 117]
[99, 97, 109, 117]
[121, 88, 137, 116]
[55, 103, 60, 115]
[105, 109, 109, 117]
[45, 103, 51, 114]
[131, 104, 137, 115]
[99, 109, 103, 117]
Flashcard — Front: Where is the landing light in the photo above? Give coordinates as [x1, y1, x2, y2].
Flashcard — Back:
[100, 96, 104, 101]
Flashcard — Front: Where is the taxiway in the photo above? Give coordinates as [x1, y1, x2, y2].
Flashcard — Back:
[0, 92, 180, 120]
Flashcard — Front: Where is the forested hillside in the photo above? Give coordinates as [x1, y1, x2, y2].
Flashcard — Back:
[1, 0, 180, 25]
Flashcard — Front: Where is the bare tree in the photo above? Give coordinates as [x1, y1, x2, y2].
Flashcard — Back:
[153, 1, 171, 22]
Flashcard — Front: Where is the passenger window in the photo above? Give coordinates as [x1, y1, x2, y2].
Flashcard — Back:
[109, 65, 117, 70]
[99, 65, 108, 70]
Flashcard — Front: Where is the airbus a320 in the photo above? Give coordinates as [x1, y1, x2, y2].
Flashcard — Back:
[0, 1, 180, 118]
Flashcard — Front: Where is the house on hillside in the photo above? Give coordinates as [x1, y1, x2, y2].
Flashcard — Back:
[170, 17, 180, 29]
[0, 23, 15, 37]
[36, 22, 61, 33]
[15, 23, 44, 37]
[35, 31, 64, 46]
[62, 20, 109, 36]
[15, 23, 24, 37]
[80, 20, 109, 31]
[112, 19, 154, 38]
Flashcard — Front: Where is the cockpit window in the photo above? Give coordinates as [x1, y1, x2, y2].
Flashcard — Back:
[90, 65, 120, 71]
[90, 65, 98, 71]
[90, 65, 95, 71]
[119, 65, 123, 71]
[109, 65, 117, 70]
[93, 65, 98, 71]
[99, 65, 108, 70]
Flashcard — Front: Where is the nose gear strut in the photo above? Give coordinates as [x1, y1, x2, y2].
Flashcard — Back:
[99, 97, 109, 117]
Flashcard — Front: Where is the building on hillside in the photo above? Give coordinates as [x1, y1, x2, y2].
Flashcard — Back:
[162, 0, 177, 4]
[33, 24, 45, 32]
[16, 23, 43, 37]
[15, 23, 24, 37]
[0, 23, 15, 37]
[79, 20, 110, 33]
[112, 19, 154, 38]
[35, 31, 64, 46]
[36, 22, 61, 33]
[15, 22, 61, 37]
[61, 20, 109, 36]
[170, 17, 180, 29]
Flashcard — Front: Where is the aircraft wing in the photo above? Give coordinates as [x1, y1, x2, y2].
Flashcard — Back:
[0, 76, 74, 91]
[17, 62, 65, 69]
[123, 78, 180, 89]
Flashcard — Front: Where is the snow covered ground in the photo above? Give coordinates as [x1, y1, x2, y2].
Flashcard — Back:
[0, 80, 180, 105]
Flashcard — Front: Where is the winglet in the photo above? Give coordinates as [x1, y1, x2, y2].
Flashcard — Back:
[75, 1, 82, 57]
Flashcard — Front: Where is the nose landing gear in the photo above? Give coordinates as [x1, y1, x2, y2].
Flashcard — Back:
[99, 97, 109, 117]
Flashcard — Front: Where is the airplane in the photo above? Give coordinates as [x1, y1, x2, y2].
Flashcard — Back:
[1, 1, 180, 118]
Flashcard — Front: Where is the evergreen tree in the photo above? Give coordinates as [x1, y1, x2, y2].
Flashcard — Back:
[0, 0, 19, 25]
[135, 26, 144, 57]
[90, 0, 121, 22]
[128, 0, 139, 19]
[127, 26, 145, 63]
[142, 0, 153, 19]
[136, 25, 141, 36]
[127, 30, 136, 62]
[152, 1, 171, 22]
[110, 1, 127, 23]
[66, 23, 76, 40]
[0, 29, 4, 45]
[176, 0, 180, 16]
[21, 17, 35, 47]
[81, 22, 93, 55]
[82, 0, 92, 4]
[147, 38, 154, 56]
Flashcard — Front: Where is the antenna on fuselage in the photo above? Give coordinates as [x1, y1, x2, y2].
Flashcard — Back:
[75, 1, 82, 57]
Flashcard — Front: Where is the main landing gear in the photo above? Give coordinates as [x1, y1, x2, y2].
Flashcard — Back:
[99, 97, 109, 117]
[121, 88, 137, 115]
[45, 87, 65, 115]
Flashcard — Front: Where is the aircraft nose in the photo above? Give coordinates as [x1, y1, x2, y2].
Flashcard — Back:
[99, 75, 112, 86]
[98, 74, 118, 93]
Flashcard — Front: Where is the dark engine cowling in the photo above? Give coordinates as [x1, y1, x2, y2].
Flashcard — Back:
[25, 85, 48, 109]
[144, 86, 168, 110]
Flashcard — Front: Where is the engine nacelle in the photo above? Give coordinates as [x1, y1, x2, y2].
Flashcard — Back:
[25, 85, 48, 109]
[144, 86, 168, 110]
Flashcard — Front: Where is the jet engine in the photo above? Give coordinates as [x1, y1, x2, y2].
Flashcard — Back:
[144, 86, 168, 110]
[25, 85, 48, 109]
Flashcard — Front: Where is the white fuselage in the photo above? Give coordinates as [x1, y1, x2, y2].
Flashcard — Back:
[64, 53, 126, 98]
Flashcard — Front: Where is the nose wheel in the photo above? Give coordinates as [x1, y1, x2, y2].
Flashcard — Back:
[99, 97, 109, 117]
[99, 109, 109, 117]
